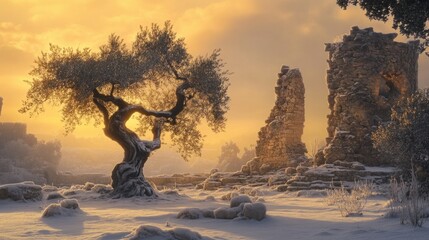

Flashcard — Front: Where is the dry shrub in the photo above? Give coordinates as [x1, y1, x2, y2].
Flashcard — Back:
[388, 170, 428, 227]
[326, 181, 373, 217]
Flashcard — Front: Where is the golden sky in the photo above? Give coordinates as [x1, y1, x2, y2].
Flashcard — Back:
[1, 0, 428, 168]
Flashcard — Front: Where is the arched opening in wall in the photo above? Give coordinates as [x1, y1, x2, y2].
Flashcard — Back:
[381, 80, 400, 99]
[379, 74, 403, 102]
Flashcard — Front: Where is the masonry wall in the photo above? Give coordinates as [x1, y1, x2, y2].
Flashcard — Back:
[321, 26, 419, 165]
[255, 66, 307, 169]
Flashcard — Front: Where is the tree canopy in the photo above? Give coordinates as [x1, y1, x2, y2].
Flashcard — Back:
[337, 0, 429, 52]
[20, 22, 230, 160]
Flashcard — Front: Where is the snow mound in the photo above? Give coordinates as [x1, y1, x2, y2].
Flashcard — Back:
[177, 194, 267, 221]
[241, 202, 266, 221]
[126, 225, 212, 240]
[42, 198, 81, 217]
[296, 190, 327, 197]
[177, 208, 214, 219]
[177, 208, 204, 219]
[91, 184, 113, 194]
[46, 192, 64, 200]
[60, 198, 79, 209]
[42, 185, 58, 192]
[214, 205, 244, 219]
[83, 182, 95, 191]
[230, 195, 252, 207]
[0, 181, 42, 201]
[160, 189, 181, 196]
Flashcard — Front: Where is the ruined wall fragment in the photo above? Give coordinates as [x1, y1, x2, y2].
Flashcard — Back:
[321, 26, 419, 166]
[254, 66, 307, 170]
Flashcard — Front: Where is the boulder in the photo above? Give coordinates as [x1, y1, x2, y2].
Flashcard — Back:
[230, 195, 252, 208]
[0, 182, 42, 201]
[241, 202, 267, 221]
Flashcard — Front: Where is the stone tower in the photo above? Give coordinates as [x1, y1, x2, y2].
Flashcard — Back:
[255, 66, 307, 169]
[320, 26, 419, 166]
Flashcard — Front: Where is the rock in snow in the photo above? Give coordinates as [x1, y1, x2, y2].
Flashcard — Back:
[241, 202, 267, 221]
[177, 208, 215, 219]
[46, 192, 64, 200]
[42, 198, 81, 217]
[213, 205, 244, 219]
[60, 198, 79, 209]
[0, 181, 42, 201]
[230, 195, 252, 208]
[177, 208, 205, 219]
[126, 225, 213, 240]
[177, 194, 267, 221]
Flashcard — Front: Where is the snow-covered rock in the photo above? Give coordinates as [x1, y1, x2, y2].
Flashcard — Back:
[83, 182, 95, 191]
[46, 192, 64, 200]
[296, 190, 327, 198]
[177, 193, 267, 221]
[0, 181, 42, 201]
[91, 184, 113, 194]
[241, 202, 267, 221]
[203, 181, 221, 190]
[126, 225, 212, 240]
[230, 195, 252, 208]
[42, 185, 58, 192]
[60, 198, 79, 209]
[177, 208, 214, 219]
[42, 198, 81, 217]
[213, 205, 244, 219]
[177, 208, 204, 219]
[41, 203, 64, 217]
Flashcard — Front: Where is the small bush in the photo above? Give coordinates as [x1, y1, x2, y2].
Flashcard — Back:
[388, 170, 428, 227]
[326, 181, 373, 217]
[372, 90, 429, 192]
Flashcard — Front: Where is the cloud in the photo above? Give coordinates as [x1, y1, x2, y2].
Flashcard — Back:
[0, 46, 33, 75]
[0, 0, 428, 168]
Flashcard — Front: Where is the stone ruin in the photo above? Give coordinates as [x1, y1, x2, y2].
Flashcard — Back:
[317, 26, 419, 166]
[200, 27, 419, 193]
[242, 66, 307, 174]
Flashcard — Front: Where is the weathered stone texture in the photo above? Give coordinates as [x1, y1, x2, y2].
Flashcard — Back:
[322, 26, 419, 166]
[255, 66, 307, 169]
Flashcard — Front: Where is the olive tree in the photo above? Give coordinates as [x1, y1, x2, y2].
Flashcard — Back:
[20, 22, 230, 197]
[336, 0, 429, 52]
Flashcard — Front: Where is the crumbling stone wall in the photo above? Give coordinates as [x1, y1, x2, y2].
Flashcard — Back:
[254, 66, 307, 170]
[319, 26, 419, 166]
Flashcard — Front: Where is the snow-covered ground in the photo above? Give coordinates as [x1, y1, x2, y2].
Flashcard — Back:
[1, 186, 428, 240]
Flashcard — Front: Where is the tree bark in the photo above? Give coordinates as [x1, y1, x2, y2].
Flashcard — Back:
[92, 81, 189, 198]
[106, 105, 161, 198]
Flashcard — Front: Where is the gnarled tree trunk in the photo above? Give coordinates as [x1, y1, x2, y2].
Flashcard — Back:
[92, 81, 189, 198]
[105, 105, 162, 198]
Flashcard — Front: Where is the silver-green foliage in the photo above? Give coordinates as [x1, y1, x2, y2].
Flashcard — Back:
[372, 90, 429, 189]
[20, 21, 230, 160]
